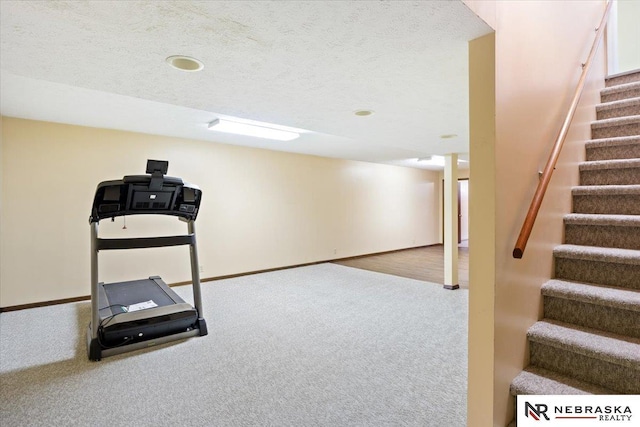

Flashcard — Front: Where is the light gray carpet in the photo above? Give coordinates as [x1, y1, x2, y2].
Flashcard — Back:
[0, 263, 468, 426]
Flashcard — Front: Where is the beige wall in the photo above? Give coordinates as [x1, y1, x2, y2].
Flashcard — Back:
[465, 1, 607, 426]
[617, 0, 640, 73]
[0, 117, 440, 307]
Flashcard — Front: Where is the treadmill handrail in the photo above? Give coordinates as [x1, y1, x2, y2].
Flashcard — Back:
[96, 234, 195, 251]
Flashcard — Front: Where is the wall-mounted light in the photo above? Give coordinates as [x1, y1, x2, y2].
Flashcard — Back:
[208, 118, 300, 141]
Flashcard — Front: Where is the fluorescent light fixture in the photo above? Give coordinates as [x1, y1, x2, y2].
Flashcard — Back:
[208, 118, 300, 141]
[417, 155, 446, 167]
[416, 155, 469, 167]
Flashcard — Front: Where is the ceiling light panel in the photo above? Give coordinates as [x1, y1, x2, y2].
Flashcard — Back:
[416, 155, 469, 167]
[208, 118, 300, 141]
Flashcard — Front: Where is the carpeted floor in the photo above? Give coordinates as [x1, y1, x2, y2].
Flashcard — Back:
[0, 263, 468, 426]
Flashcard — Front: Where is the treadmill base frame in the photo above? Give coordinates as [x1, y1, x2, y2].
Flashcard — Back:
[86, 323, 205, 361]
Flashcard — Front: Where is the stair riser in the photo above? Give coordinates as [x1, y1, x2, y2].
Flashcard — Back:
[602, 87, 640, 103]
[586, 143, 640, 161]
[580, 167, 640, 185]
[573, 194, 640, 215]
[529, 342, 640, 394]
[606, 73, 640, 87]
[543, 297, 640, 338]
[597, 104, 640, 120]
[591, 122, 640, 139]
[555, 258, 640, 289]
[564, 224, 640, 250]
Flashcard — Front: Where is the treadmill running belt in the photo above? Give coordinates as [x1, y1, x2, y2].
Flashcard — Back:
[103, 278, 178, 309]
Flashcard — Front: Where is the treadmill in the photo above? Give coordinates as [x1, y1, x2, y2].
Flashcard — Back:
[87, 160, 207, 361]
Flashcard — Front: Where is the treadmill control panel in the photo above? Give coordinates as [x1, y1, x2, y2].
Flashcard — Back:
[90, 160, 202, 223]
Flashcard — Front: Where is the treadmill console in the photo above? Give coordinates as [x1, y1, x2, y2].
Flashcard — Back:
[90, 160, 202, 223]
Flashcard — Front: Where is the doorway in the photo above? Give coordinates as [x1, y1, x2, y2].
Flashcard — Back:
[441, 177, 469, 247]
[459, 179, 469, 248]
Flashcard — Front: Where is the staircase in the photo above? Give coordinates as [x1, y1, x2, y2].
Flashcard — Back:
[509, 70, 640, 423]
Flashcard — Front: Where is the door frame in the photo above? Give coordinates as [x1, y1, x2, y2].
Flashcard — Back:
[441, 177, 469, 244]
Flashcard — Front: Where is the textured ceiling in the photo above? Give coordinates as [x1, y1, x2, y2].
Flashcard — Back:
[0, 0, 492, 170]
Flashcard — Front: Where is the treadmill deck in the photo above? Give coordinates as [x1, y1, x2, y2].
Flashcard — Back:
[97, 277, 197, 347]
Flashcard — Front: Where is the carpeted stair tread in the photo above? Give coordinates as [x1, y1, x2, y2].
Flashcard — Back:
[554, 244, 640, 265]
[510, 366, 615, 395]
[606, 70, 640, 87]
[596, 97, 640, 112]
[596, 97, 640, 120]
[542, 279, 640, 312]
[579, 158, 640, 171]
[600, 80, 640, 96]
[564, 213, 640, 227]
[572, 184, 640, 196]
[527, 320, 640, 369]
[585, 136, 640, 161]
[578, 157, 640, 185]
[601, 81, 640, 103]
[563, 214, 640, 249]
[586, 135, 640, 148]
[591, 115, 640, 129]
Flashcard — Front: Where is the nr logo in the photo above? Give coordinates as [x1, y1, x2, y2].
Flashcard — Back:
[525, 402, 551, 421]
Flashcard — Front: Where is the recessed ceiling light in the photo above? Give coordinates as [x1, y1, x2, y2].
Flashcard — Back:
[166, 55, 204, 72]
[440, 134, 458, 139]
[354, 110, 374, 117]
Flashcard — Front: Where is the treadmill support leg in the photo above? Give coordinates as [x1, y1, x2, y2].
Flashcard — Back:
[89, 222, 102, 360]
[188, 221, 207, 336]
[87, 326, 102, 361]
[197, 318, 208, 336]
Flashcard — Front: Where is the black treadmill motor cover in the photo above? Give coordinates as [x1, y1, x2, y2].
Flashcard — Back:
[90, 164, 202, 223]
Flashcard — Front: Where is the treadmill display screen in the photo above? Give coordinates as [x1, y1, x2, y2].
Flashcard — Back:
[90, 161, 201, 223]
[131, 191, 173, 210]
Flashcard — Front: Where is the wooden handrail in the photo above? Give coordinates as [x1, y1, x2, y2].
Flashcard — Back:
[513, 0, 613, 259]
